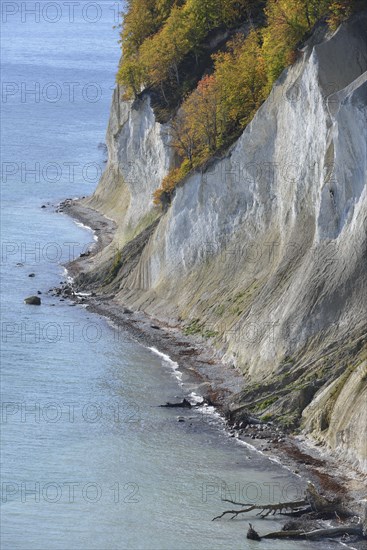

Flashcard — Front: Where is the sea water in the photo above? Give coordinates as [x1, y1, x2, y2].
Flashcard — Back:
[1, 3, 329, 549]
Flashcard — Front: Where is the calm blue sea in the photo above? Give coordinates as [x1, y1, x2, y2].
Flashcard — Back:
[1, 3, 326, 549]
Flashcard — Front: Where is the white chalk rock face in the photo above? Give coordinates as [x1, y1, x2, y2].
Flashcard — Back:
[114, 93, 173, 229]
[86, 88, 174, 244]
[90, 14, 367, 471]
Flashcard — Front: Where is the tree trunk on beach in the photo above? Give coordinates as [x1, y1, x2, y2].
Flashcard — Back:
[262, 525, 364, 539]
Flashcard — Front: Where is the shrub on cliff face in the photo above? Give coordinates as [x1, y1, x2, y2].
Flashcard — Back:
[153, 161, 191, 206]
[327, 1, 361, 30]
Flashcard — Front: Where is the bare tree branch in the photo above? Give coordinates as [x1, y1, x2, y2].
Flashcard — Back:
[213, 499, 309, 521]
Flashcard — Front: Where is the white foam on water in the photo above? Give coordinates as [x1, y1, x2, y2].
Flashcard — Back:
[148, 346, 183, 382]
[147, 348, 224, 427]
[189, 391, 203, 404]
[73, 220, 98, 242]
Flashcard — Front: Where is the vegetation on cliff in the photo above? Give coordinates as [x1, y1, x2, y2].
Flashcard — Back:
[117, 0, 362, 205]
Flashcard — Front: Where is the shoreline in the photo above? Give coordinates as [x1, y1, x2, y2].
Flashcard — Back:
[56, 197, 366, 523]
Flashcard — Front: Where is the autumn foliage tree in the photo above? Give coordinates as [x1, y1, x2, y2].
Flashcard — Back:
[260, 0, 349, 91]
[118, 0, 259, 98]
[184, 75, 221, 159]
[118, 0, 186, 97]
[169, 111, 197, 167]
[140, 5, 191, 90]
[214, 30, 266, 133]
[261, 0, 309, 89]
[168, 75, 221, 164]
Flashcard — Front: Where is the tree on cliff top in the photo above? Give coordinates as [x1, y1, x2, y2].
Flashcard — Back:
[118, 0, 260, 98]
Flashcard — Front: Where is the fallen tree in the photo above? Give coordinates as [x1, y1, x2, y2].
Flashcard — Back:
[212, 498, 310, 520]
[213, 482, 345, 520]
[213, 482, 367, 543]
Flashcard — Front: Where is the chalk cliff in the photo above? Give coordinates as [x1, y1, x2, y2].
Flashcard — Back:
[81, 14, 367, 473]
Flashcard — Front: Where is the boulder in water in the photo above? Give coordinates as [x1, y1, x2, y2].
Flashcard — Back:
[24, 296, 41, 305]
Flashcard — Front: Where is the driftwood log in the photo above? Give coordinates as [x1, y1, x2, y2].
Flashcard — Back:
[262, 525, 364, 539]
[160, 399, 192, 408]
[160, 397, 214, 408]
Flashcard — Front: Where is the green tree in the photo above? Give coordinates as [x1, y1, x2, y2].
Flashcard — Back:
[214, 31, 265, 134]
[117, 57, 146, 98]
[261, 0, 332, 91]
[121, 0, 159, 56]
[187, 0, 222, 32]
[140, 5, 192, 88]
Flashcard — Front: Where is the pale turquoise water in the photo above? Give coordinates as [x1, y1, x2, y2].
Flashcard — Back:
[1, 4, 327, 549]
